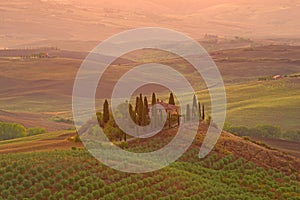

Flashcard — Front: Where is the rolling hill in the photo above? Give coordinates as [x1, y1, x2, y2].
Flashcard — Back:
[0, 45, 299, 130]
[1, 0, 300, 49]
[0, 122, 299, 199]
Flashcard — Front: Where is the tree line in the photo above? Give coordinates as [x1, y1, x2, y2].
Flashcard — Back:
[224, 123, 300, 142]
[0, 122, 46, 141]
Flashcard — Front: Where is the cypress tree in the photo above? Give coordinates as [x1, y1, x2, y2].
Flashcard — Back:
[144, 96, 149, 114]
[103, 99, 109, 123]
[192, 94, 197, 119]
[138, 94, 143, 124]
[151, 93, 157, 105]
[198, 102, 201, 120]
[168, 93, 175, 105]
[135, 96, 139, 115]
[129, 103, 134, 122]
[186, 104, 191, 121]
[151, 93, 157, 128]
[123, 133, 127, 141]
[202, 104, 205, 120]
[142, 106, 147, 126]
[193, 94, 197, 108]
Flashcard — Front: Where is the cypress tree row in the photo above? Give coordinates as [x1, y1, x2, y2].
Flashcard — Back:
[103, 99, 109, 123]
[168, 93, 175, 105]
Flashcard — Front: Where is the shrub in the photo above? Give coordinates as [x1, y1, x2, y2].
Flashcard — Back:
[0, 122, 26, 140]
[8, 186, 17, 196]
[29, 186, 37, 194]
[27, 127, 46, 136]
[61, 179, 69, 187]
[41, 189, 51, 197]
[71, 146, 77, 150]
[54, 183, 63, 191]
[15, 185, 24, 192]
[49, 195, 55, 200]
[55, 191, 64, 199]
[22, 180, 32, 189]
[79, 186, 88, 195]
[284, 130, 300, 141]
[104, 185, 112, 193]
[1, 160, 7, 167]
[92, 190, 100, 199]
[86, 183, 93, 192]
[16, 174, 24, 182]
[86, 193, 93, 199]
[36, 166, 43, 173]
[1, 189, 10, 198]
[120, 141, 128, 149]
[74, 191, 81, 198]
[72, 182, 80, 190]
[42, 170, 50, 177]
[42, 180, 50, 187]
[34, 192, 43, 200]
[36, 174, 45, 181]
[78, 179, 86, 186]
[4, 172, 14, 180]
[242, 136, 250, 141]
[115, 187, 125, 197]
[29, 169, 37, 175]
[144, 195, 154, 200]
[36, 183, 44, 191]
[67, 194, 75, 200]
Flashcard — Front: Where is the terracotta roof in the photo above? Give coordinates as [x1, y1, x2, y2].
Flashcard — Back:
[148, 101, 179, 110]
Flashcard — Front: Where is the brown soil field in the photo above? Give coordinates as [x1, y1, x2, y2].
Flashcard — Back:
[1, 45, 299, 103]
[0, 110, 72, 131]
[250, 136, 300, 158]
[0, 131, 83, 154]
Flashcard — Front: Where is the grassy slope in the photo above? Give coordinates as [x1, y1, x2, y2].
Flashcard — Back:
[225, 78, 300, 130]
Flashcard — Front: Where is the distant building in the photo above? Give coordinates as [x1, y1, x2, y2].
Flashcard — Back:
[148, 101, 179, 116]
[273, 75, 282, 80]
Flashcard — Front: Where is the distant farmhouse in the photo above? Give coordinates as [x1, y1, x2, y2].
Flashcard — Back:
[148, 100, 179, 116]
[272, 75, 283, 80]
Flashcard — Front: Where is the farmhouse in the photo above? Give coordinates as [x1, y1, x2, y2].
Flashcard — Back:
[148, 101, 179, 115]
[272, 75, 282, 80]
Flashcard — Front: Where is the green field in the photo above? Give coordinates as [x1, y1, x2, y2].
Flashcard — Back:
[193, 78, 300, 131]
[225, 78, 300, 130]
